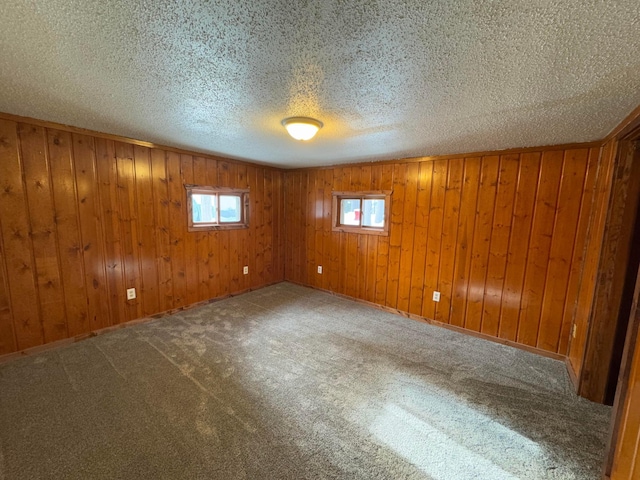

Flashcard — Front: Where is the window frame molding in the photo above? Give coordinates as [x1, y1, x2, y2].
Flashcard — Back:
[331, 190, 392, 236]
[185, 184, 250, 232]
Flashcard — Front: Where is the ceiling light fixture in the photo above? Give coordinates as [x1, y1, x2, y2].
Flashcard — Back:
[281, 117, 323, 141]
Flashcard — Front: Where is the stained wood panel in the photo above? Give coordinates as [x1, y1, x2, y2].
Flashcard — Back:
[386, 163, 407, 309]
[284, 146, 599, 356]
[0, 119, 284, 355]
[537, 149, 589, 352]
[19, 124, 67, 343]
[0, 120, 43, 349]
[151, 149, 173, 312]
[465, 156, 499, 332]
[499, 152, 540, 341]
[450, 158, 480, 328]
[610, 269, 640, 479]
[582, 138, 640, 403]
[482, 155, 518, 337]
[95, 138, 127, 326]
[48, 129, 89, 337]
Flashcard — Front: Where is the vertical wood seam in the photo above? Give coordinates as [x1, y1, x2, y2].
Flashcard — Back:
[17, 124, 46, 345]
[44, 127, 70, 339]
[0, 209, 18, 352]
[461, 157, 483, 328]
[493, 155, 519, 338]
[89, 135, 113, 327]
[515, 156, 543, 343]
[479, 157, 502, 333]
[69, 133, 91, 332]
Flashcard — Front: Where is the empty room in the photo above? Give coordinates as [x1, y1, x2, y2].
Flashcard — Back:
[1, 1, 640, 479]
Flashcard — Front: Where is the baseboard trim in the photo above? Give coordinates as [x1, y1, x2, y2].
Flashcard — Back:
[287, 280, 566, 363]
[0, 281, 280, 364]
[565, 357, 580, 392]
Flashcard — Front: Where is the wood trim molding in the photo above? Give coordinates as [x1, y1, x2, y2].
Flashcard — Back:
[605, 103, 640, 142]
[331, 190, 392, 236]
[566, 357, 580, 391]
[0, 111, 284, 172]
[286, 141, 605, 172]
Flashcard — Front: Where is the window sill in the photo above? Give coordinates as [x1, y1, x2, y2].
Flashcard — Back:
[188, 224, 249, 232]
[331, 225, 389, 236]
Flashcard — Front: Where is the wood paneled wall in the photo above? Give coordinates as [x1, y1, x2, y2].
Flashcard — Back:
[0, 119, 284, 355]
[568, 140, 617, 380]
[283, 146, 602, 356]
[610, 268, 640, 480]
[571, 138, 640, 403]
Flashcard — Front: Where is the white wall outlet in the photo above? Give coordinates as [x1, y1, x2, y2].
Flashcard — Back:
[126, 288, 136, 300]
[572, 324, 577, 338]
[243, 266, 249, 275]
[317, 265, 323, 274]
[433, 291, 441, 302]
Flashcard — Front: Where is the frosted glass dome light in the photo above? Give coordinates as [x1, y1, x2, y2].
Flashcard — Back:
[281, 117, 323, 141]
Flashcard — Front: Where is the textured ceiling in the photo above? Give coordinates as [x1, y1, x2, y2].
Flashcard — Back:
[1, 1, 639, 168]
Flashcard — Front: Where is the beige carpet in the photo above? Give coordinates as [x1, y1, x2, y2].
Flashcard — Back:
[0, 282, 610, 479]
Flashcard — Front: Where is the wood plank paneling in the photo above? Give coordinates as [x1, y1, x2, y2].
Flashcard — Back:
[284, 145, 599, 356]
[19, 124, 67, 343]
[0, 119, 284, 356]
[73, 134, 111, 331]
[397, 163, 419, 313]
[95, 138, 127, 325]
[134, 145, 160, 317]
[437, 160, 463, 324]
[580, 139, 640, 402]
[48, 129, 89, 337]
[537, 149, 589, 352]
[0, 120, 43, 349]
[386, 164, 407, 309]
[408, 162, 432, 316]
[482, 155, 518, 337]
[465, 156, 499, 332]
[451, 158, 480, 328]
[516, 150, 564, 347]
[422, 160, 447, 321]
[151, 149, 173, 312]
[0, 232, 16, 354]
[499, 152, 540, 342]
[610, 268, 640, 479]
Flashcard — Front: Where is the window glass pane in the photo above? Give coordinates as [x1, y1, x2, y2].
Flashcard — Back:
[340, 198, 361, 226]
[192, 194, 217, 223]
[362, 199, 385, 227]
[219, 195, 241, 223]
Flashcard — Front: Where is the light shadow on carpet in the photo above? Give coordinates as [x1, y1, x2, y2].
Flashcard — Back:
[0, 283, 610, 479]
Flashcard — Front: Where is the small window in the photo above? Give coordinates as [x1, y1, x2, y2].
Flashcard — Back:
[332, 191, 391, 235]
[186, 185, 249, 231]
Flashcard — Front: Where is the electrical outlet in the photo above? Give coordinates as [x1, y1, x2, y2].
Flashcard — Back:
[572, 325, 577, 338]
[126, 288, 136, 300]
[243, 266, 249, 275]
[317, 265, 323, 274]
[433, 291, 441, 302]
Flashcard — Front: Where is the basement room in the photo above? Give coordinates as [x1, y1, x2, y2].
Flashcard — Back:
[1, 1, 639, 479]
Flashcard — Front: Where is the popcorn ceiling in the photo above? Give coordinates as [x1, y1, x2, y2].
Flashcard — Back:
[0, 0, 638, 167]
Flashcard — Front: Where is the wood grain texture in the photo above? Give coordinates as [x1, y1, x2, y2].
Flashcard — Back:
[580, 140, 640, 402]
[284, 147, 598, 355]
[0, 119, 284, 355]
[610, 267, 640, 479]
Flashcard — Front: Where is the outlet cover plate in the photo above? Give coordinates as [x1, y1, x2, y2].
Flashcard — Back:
[243, 266, 249, 275]
[317, 266, 323, 274]
[127, 288, 136, 300]
[433, 291, 441, 302]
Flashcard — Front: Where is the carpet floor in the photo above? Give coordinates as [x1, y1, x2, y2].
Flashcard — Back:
[0, 282, 611, 479]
